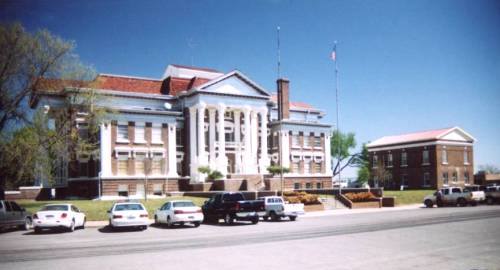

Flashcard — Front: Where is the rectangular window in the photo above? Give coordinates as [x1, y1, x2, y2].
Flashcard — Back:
[372, 155, 378, 168]
[294, 183, 301, 190]
[464, 171, 470, 184]
[442, 172, 449, 185]
[292, 135, 300, 148]
[134, 152, 146, 175]
[118, 184, 129, 197]
[135, 124, 146, 143]
[464, 150, 469, 164]
[313, 162, 321, 173]
[153, 184, 163, 196]
[151, 152, 164, 175]
[314, 137, 321, 148]
[152, 125, 162, 143]
[401, 175, 408, 187]
[316, 182, 322, 189]
[423, 172, 430, 187]
[292, 162, 300, 173]
[303, 136, 311, 148]
[422, 150, 429, 165]
[442, 149, 448, 164]
[304, 161, 311, 174]
[117, 124, 129, 141]
[452, 171, 458, 183]
[117, 151, 129, 175]
[305, 182, 312, 189]
[386, 153, 393, 167]
[401, 152, 407, 167]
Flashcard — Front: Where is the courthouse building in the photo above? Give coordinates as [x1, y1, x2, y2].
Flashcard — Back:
[31, 64, 333, 198]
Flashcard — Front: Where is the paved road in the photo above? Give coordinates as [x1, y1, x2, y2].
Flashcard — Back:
[1, 206, 499, 270]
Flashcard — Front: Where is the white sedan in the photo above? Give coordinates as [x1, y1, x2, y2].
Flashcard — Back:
[33, 204, 86, 233]
[108, 202, 149, 230]
[154, 200, 203, 228]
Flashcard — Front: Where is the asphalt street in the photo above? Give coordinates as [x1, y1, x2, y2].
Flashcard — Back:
[1, 205, 499, 270]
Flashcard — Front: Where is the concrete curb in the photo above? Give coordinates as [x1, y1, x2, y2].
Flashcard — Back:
[84, 204, 424, 227]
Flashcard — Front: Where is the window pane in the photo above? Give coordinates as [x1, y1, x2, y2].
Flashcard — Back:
[135, 125, 145, 141]
[152, 126, 162, 142]
[118, 160, 128, 175]
[117, 125, 128, 140]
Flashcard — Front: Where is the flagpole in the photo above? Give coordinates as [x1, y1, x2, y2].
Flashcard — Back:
[334, 41, 341, 196]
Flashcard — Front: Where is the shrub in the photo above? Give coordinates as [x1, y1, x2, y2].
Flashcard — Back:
[284, 191, 320, 205]
[344, 192, 377, 202]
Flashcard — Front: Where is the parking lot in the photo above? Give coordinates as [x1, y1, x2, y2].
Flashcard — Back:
[1, 205, 500, 270]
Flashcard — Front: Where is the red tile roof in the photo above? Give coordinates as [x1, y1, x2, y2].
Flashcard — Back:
[95, 75, 163, 94]
[270, 95, 315, 110]
[367, 127, 455, 148]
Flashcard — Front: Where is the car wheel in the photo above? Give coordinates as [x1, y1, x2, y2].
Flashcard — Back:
[20, 217, 32, 230]
[34, 227, 42, 234]
[470, 200, 477, 207]
[289, 216, 297, 221]
[154, 215, 159, 225]
[251, 216, 259, 224]
[262, 216, 269, 221]
[166, 216, 173, 228]
[270, 211, 279, 221]
[68, 219, 75, 232]
[141, 225, 147, 230]
[108, 219, 115, 230]
[81, 218, 86, 229]
[458, 198, 467, 207]
[224, 214, 233, 225]
[193, 222, 201, 228]
[425, 200, 434, 208]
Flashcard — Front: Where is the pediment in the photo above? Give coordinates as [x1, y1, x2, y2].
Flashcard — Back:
[197, 72, 270, 98]
[439, 128, 475, 142]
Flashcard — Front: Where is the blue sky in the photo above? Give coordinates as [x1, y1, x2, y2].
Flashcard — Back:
[2, 0, 499, 176]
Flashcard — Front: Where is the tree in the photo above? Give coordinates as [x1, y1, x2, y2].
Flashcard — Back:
[356, 144, 370, 186]
[478, 164, 500, 174]
[266, 165, 291, 176]
[0, 23, 94, 132]
[0, 23, 100, 196]
[330, 130, 362, 177]
[197, 166, 223, 180]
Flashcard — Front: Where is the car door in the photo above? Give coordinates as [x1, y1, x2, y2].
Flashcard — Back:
[3, 201, 14, 225]
[159, 202, 170, 222]
[71, 205, 84, 226]
[9, 201, 24, 225]
[0, 201, 7, 227]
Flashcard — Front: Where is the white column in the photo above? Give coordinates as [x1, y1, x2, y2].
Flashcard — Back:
[189, 107, 198, 181]
[243, 106, 252, 174]
[325, 133, 333, 175]
[258, 108, 270, 174]
[280, 130, 290, 169]
[234, 110, 242, 174]
[197, 104, 207, 183]
[216, 103, 227, 176]
[250, 110, 259, 173]
[167, 123, 178, 177]
[208, 108, 216, 170]
[100, 123, 111, 177]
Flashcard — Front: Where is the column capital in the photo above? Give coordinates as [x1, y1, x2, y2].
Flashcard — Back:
[189, 106, 197, 113]
[216, 103, 226, 111]
[242, 105, 251, 114]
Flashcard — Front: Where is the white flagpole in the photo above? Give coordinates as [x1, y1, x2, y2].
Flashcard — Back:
[334, 41, 341, 195]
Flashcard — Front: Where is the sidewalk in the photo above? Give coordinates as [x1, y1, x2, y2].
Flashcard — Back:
[85, 204, 423, 228]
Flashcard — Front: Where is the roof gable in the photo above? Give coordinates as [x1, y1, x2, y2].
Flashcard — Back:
[438, 127, 476, 142]
[196, 71, 270, 97]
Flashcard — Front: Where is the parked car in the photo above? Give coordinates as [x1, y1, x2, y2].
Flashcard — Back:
[258, 196, 304, 221]
[485, 186, 500, 205]
[423, 187, 475, 208]
[154, 200, 203, 228]
[464, 185, 486, 203]
[108, 202, 149, 230]
[0, 200, 33, 231]
[33, 204, 86, 233]
[202, 192, 265, 225]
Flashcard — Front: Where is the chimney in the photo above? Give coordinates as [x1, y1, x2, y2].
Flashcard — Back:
[277, 78, 290, 120]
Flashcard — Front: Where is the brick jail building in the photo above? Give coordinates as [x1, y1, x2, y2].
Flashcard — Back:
[31, 64, 333, 199]
[367, 127, 475, 190]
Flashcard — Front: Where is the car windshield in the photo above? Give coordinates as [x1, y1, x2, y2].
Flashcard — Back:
[114, 204, 144, 211]
[173, 201, 195, 207]
[40, 205, 69, 211]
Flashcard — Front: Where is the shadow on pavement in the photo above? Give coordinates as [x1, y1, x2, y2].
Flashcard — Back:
[98, 226, 147, 233]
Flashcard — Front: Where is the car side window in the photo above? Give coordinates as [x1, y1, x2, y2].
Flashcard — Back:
[0, 202, 3, 210]
[166, 202, 171, 210]
[452, 188, 461, 194]
[10, 202, 22, 211]
[4, 201, 12, 212]
[71, 205, 79, 212]
[443, 189, 450, 195]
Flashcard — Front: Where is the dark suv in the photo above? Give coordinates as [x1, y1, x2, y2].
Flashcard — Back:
[0, 200, 33, 231]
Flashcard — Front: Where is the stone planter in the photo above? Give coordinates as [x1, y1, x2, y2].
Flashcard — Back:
[304, 203, 325, 212]
[350, 199, 382, 209]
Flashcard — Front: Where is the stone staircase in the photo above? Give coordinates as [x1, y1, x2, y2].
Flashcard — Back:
[319, 196, 348, 210]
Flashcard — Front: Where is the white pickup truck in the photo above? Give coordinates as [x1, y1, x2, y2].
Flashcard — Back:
[258, 196, 304, 221]
[423, 187, 476, 208]
[464, 185, 486, 204]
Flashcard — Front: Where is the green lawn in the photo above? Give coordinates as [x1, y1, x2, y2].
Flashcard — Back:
[17, 196, 208, 221]
[383, 190, 433, 205]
